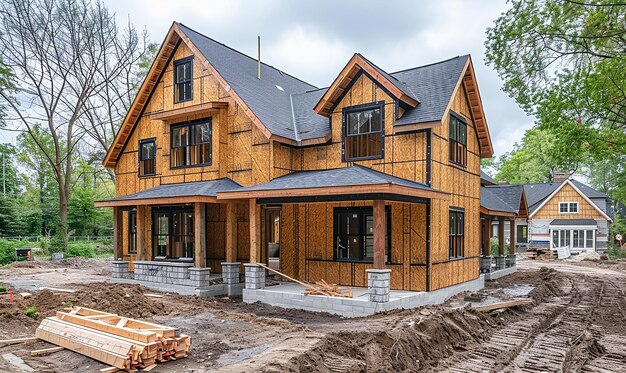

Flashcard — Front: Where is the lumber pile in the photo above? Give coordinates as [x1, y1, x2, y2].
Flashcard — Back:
[473, 298, 534, 312]
[35, 306, 190, 371]
[304, 280, 352, 298]
[528, 248, 556, 260]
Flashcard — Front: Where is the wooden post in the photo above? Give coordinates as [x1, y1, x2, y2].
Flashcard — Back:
[226, 202, 237, 263]
[373, 200, 386, 269]
[194, 202, 206, 268]
[498, 217, 505, 256]
[249, 199, 260, 263]
[509, 219, 516, 255]
[136, 205, 147, 261]
[113, 207, 123, 260]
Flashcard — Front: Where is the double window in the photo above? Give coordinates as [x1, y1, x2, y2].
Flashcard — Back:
[342, 103, 384, 161]
[153, 207, 195, 261]
[128, 211, 137, 254]
[449, 113, 467, 166]
[559, 202, 579, 213]
[334, 206, 391, 262]
[171, 119, 212, 168]
[552, 229, 594, 249]
[174, 57, 193, 103]
[138, 139, 156, 176]
[449, 208, 465, 258]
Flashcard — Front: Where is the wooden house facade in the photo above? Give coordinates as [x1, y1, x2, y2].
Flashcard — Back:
[97, 22, 494, 299]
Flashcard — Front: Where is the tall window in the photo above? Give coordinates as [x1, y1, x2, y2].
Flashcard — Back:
[171, 119, 212, 168]
[153, 207, 195, 261]
[174, 57, 193, 103]
[128, 211, 137, 254]
[334, 207, 390, 262]
[449, 208, 464, 258]
[343, 103, 384, 161]
[138, 139, 156, 176]
[559, 202, 579, 213]
[517, 225, 528, 243]
[449, 113, 467, 166]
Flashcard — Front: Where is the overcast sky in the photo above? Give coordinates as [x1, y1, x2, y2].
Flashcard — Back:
[2, 0, 535, 159]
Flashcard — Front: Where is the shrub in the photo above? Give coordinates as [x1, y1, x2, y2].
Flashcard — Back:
[66, 242, 96, 258]
[489, 236, 509, 256]
[25, 306, 39, 319]
[49, 233, 65, 253]
[0, 283, 6, 292]
[63, 300, 73, 308]
[608, 246, 626, 260]
[0, 239, 19, 265]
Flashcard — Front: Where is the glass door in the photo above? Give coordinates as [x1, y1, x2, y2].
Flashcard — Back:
[154, 212, 170, 258]
[152, 207, 194, 260]
[336, 212, 361, 260]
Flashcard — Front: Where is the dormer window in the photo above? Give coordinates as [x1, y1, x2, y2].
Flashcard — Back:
[559, 202, 579, 213]
[449, 112, 467, 166]
[174, 57, 193, 103]
[342, 102, 384, 161]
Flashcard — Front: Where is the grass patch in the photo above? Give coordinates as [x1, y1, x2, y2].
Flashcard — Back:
[63, 300, 73, 308]
[608, 246, 626, 260]
[24, 306, 39, 319]
[0, 283, 6, 292]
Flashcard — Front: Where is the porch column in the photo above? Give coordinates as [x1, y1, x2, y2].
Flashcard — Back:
[194, 202, 206, 268]
[373, 199, 386, 269]
[113, 207, 123, 260]
[480, 218, 492, 273]
[223, 201, 241, 285]
[495, 217, 506, 270]
[136, 205, 147, 261]
[508, 219, 517, 267]
[249, 199, 261, 263]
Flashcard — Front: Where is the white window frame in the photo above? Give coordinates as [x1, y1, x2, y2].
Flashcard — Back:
[558, 201, 579, 214]
[549, 227, 596, 251]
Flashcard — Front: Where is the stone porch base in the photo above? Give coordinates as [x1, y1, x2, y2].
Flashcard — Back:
[243, 275, 485, 318]
[111, 277, 244, 297]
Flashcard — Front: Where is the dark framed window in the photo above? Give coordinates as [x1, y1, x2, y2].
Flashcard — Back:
[152, 206, 194, 261]
[449, 208, 465, 258]
[334, 206, 391, 263]
[138, 139, 156, 176]
[342, 102, 384, 161]
[171, 119, 212, 168]
[174, 56, 193, 103]
[449, 112, 467, 166]
[128, 211, 137, 254]
[517, 224, 528, 243]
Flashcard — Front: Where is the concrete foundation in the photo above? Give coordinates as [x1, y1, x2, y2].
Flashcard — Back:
[222, 262, 241, 284]
[188, 267, 212, 287]
[507, 254, 517, 268]
[484, 265, 517, 281]
[133, 261, 196, 286]
[366, 269, 391, 303]
[480, 256, 492, 273]
[243, 275, 485, 318]
[244, 263, 265, 290]
[494, 255, 506, 271]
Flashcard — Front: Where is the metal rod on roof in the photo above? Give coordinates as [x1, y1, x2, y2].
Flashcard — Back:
[257, 36, 261, 80]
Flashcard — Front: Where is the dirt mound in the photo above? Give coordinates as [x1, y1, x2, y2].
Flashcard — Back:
[568, 252, 601, 261]
[528, 267, 566, 302]
[70, 284, 167, 318]
[268, 309, 497, 372]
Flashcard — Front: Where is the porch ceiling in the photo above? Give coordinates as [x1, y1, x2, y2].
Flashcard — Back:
[95, 178, 242, 207]
[216, 165, 449, 203]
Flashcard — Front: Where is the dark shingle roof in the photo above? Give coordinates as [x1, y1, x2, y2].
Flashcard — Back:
[358, 53, 418, 103]
[483, 185, 524, 214]
[481, 187, 516, 214]
[550, 219, 597, 226]
[229, 165, 436, 192]
[393, 55, 469, 125]
[480, 170, 496, 185]
[523, 180, 609, 214]
[104, 178, 241, 201]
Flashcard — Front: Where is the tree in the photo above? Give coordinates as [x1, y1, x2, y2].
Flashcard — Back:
[0, 143, 28, 235]
[0, 59, 11, 126]
[0, 0, 142, 251]
[486, 0, 626, 162]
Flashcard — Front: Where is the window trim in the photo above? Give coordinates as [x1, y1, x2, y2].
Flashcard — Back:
[558, 201, 579, 214]
[151, 205, 195, 262]
[170, 118, 213, 169]
[449, 207, 465, 259]
[341, 101, 385, 162]
[449, 111, 468, 167]
[138, 138, 156, 177]
[173, 56, 194, 103]
[333, 206, 391, 263]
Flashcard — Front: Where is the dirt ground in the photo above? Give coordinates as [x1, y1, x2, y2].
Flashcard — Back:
[0, 256, 625, 372]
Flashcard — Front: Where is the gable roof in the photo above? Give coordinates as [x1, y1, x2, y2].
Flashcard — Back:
[481, 184, 527, 217]
[523, 179, 609, 215]
[528, 179, 612, 221]
[480, 170, 497, 186]
[103, 22, 494, 168]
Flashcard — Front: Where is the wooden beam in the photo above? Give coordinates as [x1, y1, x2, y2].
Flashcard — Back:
[95, 195, 218, 208]
[113, 207, 123, 260]
[31, 346, 64, 356]
[194, 203, 206, 268]
[149, 102, 228, 121]
[249, 199, 260, 264]
[509, 219, 516, 255]
[0, 337, 38, 345]
[225, 202, 237, 263]
[136, 205, 147, 261]
[498, 217, 505, 255]
[373, 200, 386, 269]
[481, 219, 490, 256]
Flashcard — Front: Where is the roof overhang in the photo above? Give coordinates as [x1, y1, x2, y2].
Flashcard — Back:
[480, 206, 516, 218]
[95, 195, 217, 208]
[313, 53, 419, 117]
[149, 102, 228, 121]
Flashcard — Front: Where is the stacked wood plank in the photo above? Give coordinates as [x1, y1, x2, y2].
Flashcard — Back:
[528, 248, 556, 260]
[303, 280, 353, 298]
[35, 307, 191, 371]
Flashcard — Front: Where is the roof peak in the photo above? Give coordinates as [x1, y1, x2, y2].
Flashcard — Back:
[390, 54, 470, 75]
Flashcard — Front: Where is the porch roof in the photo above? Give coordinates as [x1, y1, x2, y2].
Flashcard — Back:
[550, 219, 597, 226]
[216, 165, 449, 203]
[95, 178, 242, 207]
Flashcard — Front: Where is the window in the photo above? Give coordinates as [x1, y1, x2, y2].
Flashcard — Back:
[128, 211, 137, 254]
[334, 206, 390, 262]
[449, 113, 467, 166]
[552, 229, 595, 249]
[342, 103, 384, 161]
[171, 119, 212, 168]
[517, 225, 528, 243]
[559, 202, 579, 213]
[174, 57, 193, 103]
[152, 207, 195, 261]
[449, 208, 464, 258]
[138, 139, 156, 176]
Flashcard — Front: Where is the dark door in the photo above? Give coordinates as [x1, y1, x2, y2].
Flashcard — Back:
[336, 212, 361, 260]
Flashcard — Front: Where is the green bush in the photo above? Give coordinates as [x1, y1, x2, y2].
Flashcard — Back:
[24, 306, 39, 319]
[489, 236, 509, 256]
[0, 239, 19, 265]
[65, 242, 96, 258]
[0, 283, 6, 292]
[608, 246, 626, 260]
[49, 233, 65, 253]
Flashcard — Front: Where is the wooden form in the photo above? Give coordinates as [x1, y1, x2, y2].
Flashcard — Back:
[474, 298, 533, 312]
[35, 307, 190, 370]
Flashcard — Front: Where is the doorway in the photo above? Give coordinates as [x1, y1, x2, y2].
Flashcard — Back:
[264, 207, 281, 271]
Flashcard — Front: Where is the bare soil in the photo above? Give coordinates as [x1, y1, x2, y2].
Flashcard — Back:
[0, 257, 625, 372]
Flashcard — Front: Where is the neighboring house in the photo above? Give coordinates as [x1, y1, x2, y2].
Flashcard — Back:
[480, 172, 613, 253]
[96, 22, 494, 313]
